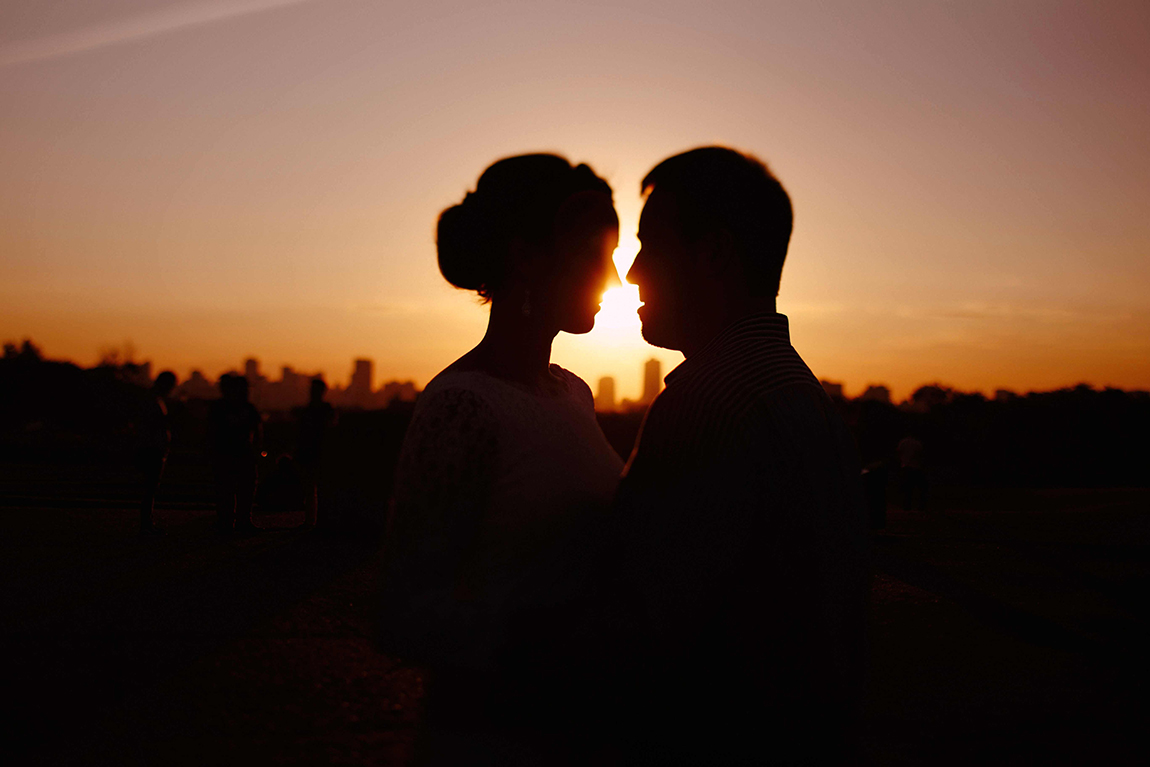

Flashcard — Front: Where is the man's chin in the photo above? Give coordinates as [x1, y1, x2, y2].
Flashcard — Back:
[639, 318, 681, 352]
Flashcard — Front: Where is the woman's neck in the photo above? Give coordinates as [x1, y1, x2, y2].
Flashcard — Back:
[457, 297, 560, 392]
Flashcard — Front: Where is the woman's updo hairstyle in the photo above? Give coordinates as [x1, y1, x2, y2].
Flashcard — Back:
[437, 153, 613, 300]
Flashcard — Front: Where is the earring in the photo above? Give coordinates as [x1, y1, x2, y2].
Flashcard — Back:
[521, 289, 532, 317]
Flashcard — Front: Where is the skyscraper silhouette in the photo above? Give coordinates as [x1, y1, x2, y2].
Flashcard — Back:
[642, 358, 662, 404]
[348, 359, 373, 408]
[243, 358, 269, 407]
[596, 376, 616, 412]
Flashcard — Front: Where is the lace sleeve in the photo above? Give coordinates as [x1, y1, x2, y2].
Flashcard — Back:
[379, 387, 501, 668]
[553, 365, 595, 411]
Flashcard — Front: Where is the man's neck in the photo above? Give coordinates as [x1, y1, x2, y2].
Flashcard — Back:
[679, 296, 777, 359]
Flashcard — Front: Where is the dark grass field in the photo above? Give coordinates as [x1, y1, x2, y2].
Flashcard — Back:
[2, 460, 1148, 765]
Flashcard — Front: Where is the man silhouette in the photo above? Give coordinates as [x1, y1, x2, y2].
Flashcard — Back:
[208, 374, 263, 535]
[897, 433, 927, 511]
[137, 370, 177, 536]
[296, 377, 335, 529]
[609, 147, 869, 764]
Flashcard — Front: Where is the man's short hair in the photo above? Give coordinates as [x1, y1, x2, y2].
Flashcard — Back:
[642, 146, 793, 296]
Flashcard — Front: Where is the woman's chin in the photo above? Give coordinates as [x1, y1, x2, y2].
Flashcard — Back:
[561, 313, 597, 335]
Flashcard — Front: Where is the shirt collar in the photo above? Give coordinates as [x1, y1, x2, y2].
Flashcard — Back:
[664, 312, 792, 386]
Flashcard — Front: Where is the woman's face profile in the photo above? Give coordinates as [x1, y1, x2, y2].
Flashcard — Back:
[542, 191, 620, 335]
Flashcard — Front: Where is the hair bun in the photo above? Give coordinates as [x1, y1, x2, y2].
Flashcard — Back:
[436, 192, 502, 294]
[435, 154, 613, 301]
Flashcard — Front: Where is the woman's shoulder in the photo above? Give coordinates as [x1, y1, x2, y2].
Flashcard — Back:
[401, 375, 502, 464]
[416, 370, 499, 417]
[418, 364, 594, 413]
[549, 364, 595, 409]
[419, 368, 503, 408]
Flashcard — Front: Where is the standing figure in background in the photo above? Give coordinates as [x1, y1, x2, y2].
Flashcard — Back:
[208, 374, 263, 535]
[296, 377, 335, 529]
[137, 371, 177, 536]
[897, 433, 928, 511]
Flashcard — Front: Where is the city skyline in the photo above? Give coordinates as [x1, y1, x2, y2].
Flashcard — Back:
[167, 353, 419, 410]
[11, 336, 1116, 413]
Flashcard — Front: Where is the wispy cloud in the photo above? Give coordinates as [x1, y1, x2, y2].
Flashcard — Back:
[929, 301, 1081, 321]
[0, 0, 316, 68]
[881, 301, 1091, 324]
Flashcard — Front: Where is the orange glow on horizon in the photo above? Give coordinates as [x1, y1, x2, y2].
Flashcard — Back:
[2, 3, 1148, 400]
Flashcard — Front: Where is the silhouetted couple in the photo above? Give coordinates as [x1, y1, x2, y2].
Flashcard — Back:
[381, 148, 869, 765]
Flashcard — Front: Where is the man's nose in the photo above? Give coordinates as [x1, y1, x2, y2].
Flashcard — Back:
[625, 256, 641, 286]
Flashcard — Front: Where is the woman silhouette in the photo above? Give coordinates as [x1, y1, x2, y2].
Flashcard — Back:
[380, 154, 624, 762]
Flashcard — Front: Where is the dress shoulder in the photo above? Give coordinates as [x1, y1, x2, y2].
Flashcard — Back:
[549, 364, 595, 410]
[404, 384, 500, 467]
[383, 382, 502, 668]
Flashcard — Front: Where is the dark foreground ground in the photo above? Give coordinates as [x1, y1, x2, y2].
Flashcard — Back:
[2, 463, 1148, 766]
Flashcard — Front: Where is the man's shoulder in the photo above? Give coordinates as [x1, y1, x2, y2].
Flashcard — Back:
[657, 347, 822, 425]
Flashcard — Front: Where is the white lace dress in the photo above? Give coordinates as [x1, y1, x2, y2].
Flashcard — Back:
[380, 364, 623, 672]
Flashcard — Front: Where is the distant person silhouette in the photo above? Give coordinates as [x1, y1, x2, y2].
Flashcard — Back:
[136, 370, 177, 536]
[378, 153, 623, 763]
[897, 433, 928, 511]
[596, 147, 870, 764]
[296, 378, 335, 529]
[208, 374, 263, 535]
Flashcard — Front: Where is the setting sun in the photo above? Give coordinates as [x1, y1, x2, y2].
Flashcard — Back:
[595, 284, 642, 335]
[553, 230, 681, 403]
[593, 236, 643, 340]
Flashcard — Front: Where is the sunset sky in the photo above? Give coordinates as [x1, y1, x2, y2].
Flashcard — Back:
[2, 1, 1148, 401]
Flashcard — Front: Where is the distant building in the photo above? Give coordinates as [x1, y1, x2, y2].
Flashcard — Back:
[243, 357, 269, 407]
[378, 380, 418, 407]
[596, 376, 617, 412]
[859, 385, 891, 404]
[179, 370, 217, 400]
[994, 389, 1018, 402]
[345, 359, 374, 409]
[820, 380, 844, 400]
[262, 366, 312, 411]
[642, 358, 662, 404]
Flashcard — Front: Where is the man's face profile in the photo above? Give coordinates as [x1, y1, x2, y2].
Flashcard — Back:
[627, 187, 695, 352]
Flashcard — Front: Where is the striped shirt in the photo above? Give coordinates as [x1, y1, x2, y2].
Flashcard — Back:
[610, 312, 869, 761]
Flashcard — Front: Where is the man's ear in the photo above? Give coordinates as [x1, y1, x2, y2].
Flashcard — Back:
[696, 228, 738, 278]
